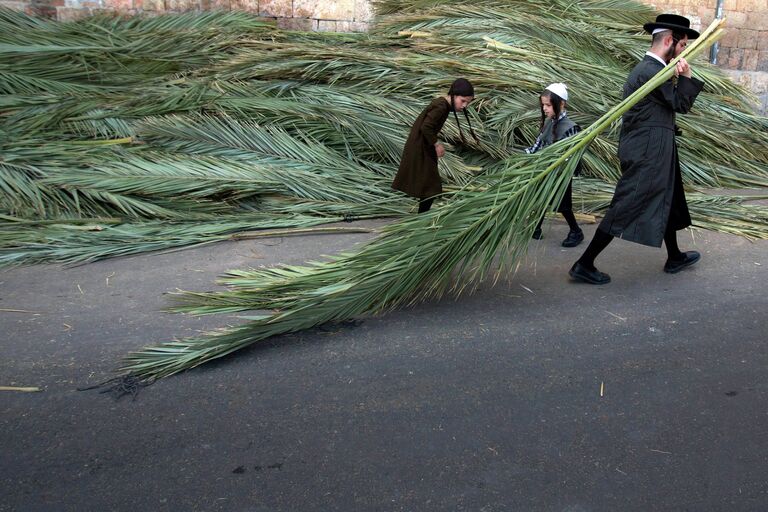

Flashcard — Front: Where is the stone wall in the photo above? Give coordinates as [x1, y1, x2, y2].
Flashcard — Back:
[1, 0, 374, 30]
[640, 0, 767, 72]
[2, 0, 764, 63]
[640, 0, 767, 113]
[1, 0, 766, 111]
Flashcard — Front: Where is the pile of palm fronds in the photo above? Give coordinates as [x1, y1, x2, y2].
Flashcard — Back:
[2, 1, 767, 266]
[120, 17, 752, 380]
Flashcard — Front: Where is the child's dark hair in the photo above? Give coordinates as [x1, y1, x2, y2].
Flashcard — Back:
[448, 78, 479, 145]
[539, 89, 566, 141]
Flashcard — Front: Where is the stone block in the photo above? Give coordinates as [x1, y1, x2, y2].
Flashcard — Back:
[276, 17, 316, 31]
[354, 0, 372, 21]
[316, 19, 337, 31]
[259, 0, 290, 16]
[90, 7, 122, 14]
[696, 7, 714, 24]
[727, 11, 747, 27]
[104, 0, 132, 9]
[687, 14, 702, 31]
[318, 0, 355, 19]
[720, 29, 738, 48]
[746, 11, 768, 29]
[758, 31, 768, 51]
[294, 0, 354, 20]
[759, 50, 768, 71]
[716, 47, 730, 65]
[56, 6, 89, 20]
[662, 4, 681, 14]
[742, 48, 759, 69]
[229, 0, 257, 11]
[727, 47, 744, 68]
[167, 0, 198, 10]
[31, 3, 57, 16]
[291, 0, 314, 17]
[738, 29, 758, 49]
[209, 0, 230, 9]
[141, 0, 163, 9]
[0, 1, 28, 10]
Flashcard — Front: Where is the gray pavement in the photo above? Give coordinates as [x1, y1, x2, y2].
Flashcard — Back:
[1, 219, 767, 511]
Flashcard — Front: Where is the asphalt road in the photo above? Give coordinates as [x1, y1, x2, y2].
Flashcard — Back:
[2, 219, 767, 511]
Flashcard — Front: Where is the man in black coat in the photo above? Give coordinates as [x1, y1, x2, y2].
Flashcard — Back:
[569, 14, 705, 285]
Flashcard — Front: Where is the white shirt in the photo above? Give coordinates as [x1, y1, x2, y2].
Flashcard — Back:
[645, 51, 667, 66]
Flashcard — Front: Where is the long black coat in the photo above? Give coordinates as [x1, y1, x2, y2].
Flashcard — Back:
[599, 55, 704, 247]
[392, 97, 450, 199]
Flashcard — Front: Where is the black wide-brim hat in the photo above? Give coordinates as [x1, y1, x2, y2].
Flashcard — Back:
[643, 13, 700, 39]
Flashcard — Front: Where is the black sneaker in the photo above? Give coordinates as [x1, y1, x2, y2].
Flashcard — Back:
[561, 229, 584, 248]
[664, 251, 700, 273]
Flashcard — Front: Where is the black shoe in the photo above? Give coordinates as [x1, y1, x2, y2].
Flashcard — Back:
[532, 228, 543, 240]
[561, 229, 584, 248]
[569, 262, 611, 285]
[664, 251, 700, 274]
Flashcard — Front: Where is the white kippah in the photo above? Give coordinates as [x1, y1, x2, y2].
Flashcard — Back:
[545, 82, 568, 101]
[652, 28, 670, 35]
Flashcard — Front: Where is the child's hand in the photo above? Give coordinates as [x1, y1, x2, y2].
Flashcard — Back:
[435, 143, 446, 158]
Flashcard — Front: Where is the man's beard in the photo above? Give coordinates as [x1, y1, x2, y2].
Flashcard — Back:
[664, 44, 677, 63]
